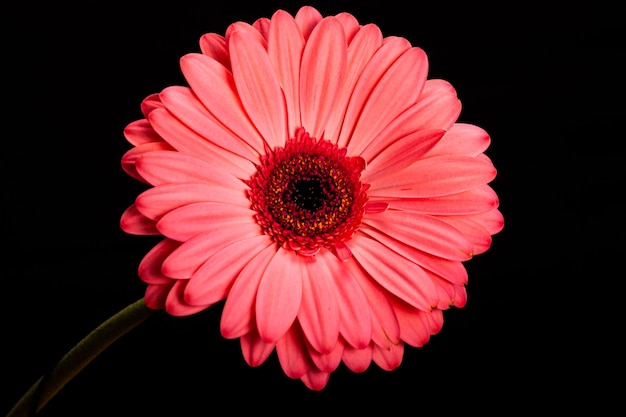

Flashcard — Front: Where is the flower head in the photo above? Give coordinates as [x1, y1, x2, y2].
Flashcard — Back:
[121, 5, 503, 390]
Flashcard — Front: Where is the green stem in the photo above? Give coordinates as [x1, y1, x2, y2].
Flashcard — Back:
[6, 298, 157, 417]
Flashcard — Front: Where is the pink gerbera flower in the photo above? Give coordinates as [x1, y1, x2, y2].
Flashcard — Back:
[120, 5, 503, 390]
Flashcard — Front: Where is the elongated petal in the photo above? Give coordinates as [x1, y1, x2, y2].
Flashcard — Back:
[161, 223, 262, 278]
[337, 36, 411, 148]
[390, 298, 432, 347]
[301, 368, 330, 391]
[220, 244, 278, 339]
[317, 250, 372, 349]
[135, 183, 248, 221]
[342, 344, 373, 373]
[199, 33, 229, 69]
[294, 6, 323, 40]
[362, 129, 445, 182]
[144, 283, 172, 309]
[256, 249, 303, 344]
[308, 340, 343, 373]
[165, 280, 208, 317]
[276, 323, 309, 379]
[120, 204, 159, 235]
[268, 10, 305, 136]
[156, 201, 256, 241]
[368, 155, 497, 198]
[158, 86, 258, 161]
[372, 340, 404, 371]
[121, 142, 174, 183]
[334, 12, 360, 41]
[426, 123, 491, 157]
[360, 227, 468, 285]
[344, 258, 400, 348]
[180, 53, 265, 153]
[300, 17, 347, 139]
[347, 47, 428, 152]
[185, 235, 273, 306]
[135, 150, 249, 188]
[323, 23, 383, 143]
[350, 235, 438, 310]
[123, 119, 163, 146]
[147, 108, 257, 179]
[230, 29, 287, 148]
[357, 79, 460, 159]
[139, 239, 181, 284]
[297, 257, 339, 354]
[385, 184, 499, 215]
[363, 209, 474, 261]
[439, 215, 494, 255]
[240, 329, 275, 367]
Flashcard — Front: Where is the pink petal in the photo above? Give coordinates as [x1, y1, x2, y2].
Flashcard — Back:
[184, 235, 273, 306]
[390, 298, 432, 347]
[362, 209, 474, 261]
[357, 79, 460, 159]
[199, 33, 230, 69]
[323, 23, 383, 143]
[334, 12, 360, 42]
[138, 92, 165, 117]
[156, 202, 256, 241]
[297, 256, 340, 354]
[135, 183, 249, 222]
[165, 280, 208, 317]
[361, 129, 446, 182]
[336, 37, 411, 148]
[430, 275, 457, 309]
[300, 17, 347, 139]
[256, 248, 303, 344]
[138, 239, 181, 284]
[300, 368, 330, 391]
[158, 87, 259, 161]
[307, 339, 343, 373]
[123, 119, 163, 146]
[359, 227, 468, 285]
[343, 258, 400, 348]
[342, 344, 373, 373]
[294, 6, 323, 40]
[230, 29, 287, 148]
[474, 206, 505, 236]
[252, 17, 271, 40]
[179, 53, 265, 153]
[317, 250, 372, 349]
[220, 244, 278, 339]
[368, 155, 497, 198]
[426, 308, 444, 335]
[425, 123, 491, 157]
[268, 10, 305, 137]
[372, 340, 404, 371]
[225, 21, 266, 46]
[161, 222, 262, 278]
[275, 323, 309, 379]
[240, 329, 275, 367]
[349, 235, 438, 310]
[385, 185, 500, 215]
[120, 204, 159, 235]
[347, 47, 428, 153]
[438, 215, 494, 256]
[121, 142, 174, 183]
[144, 283, 172, 310]
[135, 150, 249, 188]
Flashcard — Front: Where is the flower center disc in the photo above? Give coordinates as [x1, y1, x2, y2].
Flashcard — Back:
[248, 128, 368, 255]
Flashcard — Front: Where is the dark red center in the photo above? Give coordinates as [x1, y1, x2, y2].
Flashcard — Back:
[247, 128, 368, 256]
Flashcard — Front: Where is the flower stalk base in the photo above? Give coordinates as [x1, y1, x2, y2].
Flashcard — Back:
[6, 299, 156, 417]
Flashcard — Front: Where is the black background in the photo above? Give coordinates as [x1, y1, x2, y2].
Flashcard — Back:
[3, 1, 623, 415]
